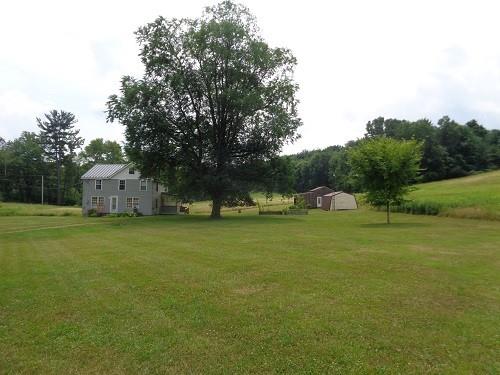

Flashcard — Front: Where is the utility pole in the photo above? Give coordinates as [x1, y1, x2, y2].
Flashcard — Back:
[41, 175, 44, 205]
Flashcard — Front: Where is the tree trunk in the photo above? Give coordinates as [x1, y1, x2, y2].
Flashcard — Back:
[56, 159, 62, 205]
[211, 196, 222, 219]
[386, 201, 390, 224]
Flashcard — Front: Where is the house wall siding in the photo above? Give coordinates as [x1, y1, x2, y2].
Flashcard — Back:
[82, 179, 156, 215]
[305, 187, 334, 208]
[112, 167, 141, 180]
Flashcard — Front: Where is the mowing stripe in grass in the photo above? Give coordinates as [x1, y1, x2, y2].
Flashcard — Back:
[0, 223, 102, 235]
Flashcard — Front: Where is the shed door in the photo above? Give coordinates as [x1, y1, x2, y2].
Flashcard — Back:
[317, 196, 322, 208]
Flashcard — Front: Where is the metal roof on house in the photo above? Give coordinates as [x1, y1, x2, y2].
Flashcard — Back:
[81, 164, 129, 179]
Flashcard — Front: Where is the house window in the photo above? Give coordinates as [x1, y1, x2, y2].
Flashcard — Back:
[126, 197, 140, 209]
[140, 179, 147, 191]
[91, 196, 104, 209]
[129, 167, 135, 174]
[317, 196, 322, 207]
[119, 180, 126, 191]
[95, 179, 102, 190]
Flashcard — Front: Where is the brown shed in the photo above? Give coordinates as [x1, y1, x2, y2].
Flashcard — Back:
[295, 186, 334, 208]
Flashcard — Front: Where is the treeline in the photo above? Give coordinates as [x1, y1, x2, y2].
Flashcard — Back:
[0, 110, 125, 205]
[288, 116, 500, 193]
[2, 113, 500, 205]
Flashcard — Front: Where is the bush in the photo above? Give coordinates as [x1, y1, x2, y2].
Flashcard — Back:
[392, 201, 443, 216]
[107, 211, 143, 218]
[290, 195, 306, 209]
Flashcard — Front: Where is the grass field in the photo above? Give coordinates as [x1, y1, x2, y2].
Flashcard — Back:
[0, 202, 81, 217]
[396, 170, 500, 220]
[1, 209, 499, 373]
[189, 193, 293, 214]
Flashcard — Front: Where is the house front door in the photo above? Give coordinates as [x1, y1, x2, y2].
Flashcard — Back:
[110, 196, 118, 213]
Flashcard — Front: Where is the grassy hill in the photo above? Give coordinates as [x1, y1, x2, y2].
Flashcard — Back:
[396, 170, 500, 220]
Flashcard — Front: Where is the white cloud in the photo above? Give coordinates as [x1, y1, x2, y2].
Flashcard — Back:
[1, 0, 500, 154]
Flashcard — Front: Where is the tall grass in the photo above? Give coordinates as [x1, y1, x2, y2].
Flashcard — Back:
[392, 201, 444, 216]
[0, 202, 81, 217]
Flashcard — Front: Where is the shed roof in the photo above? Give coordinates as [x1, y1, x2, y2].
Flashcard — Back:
[323, 191, 342, 197]
[309, 186, 329, 192]
[81, 164, 129, 179]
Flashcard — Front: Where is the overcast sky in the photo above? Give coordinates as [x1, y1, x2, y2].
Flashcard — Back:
[1, 0, 500, 154]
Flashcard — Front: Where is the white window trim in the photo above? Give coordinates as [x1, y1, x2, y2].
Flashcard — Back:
[140, 179, 147, 191]
[128, 167, 135, 175]
[126, 197, 140, 209]
[95, 179, 102, 190]
[91, 196, 104, 209]
[118, 179, 126, 191]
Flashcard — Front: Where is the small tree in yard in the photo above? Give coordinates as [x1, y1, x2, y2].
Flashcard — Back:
[348, 137, 422, 224]
[107, 1, 301, 219]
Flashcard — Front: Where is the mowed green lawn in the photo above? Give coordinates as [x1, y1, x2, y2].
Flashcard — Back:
[0, 210, 499, 374]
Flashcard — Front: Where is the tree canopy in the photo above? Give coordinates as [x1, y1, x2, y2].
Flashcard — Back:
[348, 137, 422, 223]
[107, 0, 301, 218]
[79, 138, 125, 170]
[37, 110, 84, 205]
[286, 115, 500, 195]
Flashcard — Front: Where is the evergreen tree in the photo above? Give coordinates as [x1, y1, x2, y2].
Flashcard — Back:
[37, 110, 84, 205]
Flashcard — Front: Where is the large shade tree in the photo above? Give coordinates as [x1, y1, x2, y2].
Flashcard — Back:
[107, 1, 301, 218]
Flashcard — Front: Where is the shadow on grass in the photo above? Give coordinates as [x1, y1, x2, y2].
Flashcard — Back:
[359, 222, 431, 228]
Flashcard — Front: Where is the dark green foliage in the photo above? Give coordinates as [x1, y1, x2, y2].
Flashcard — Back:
[79, 138, 125, 171]
[392, 201, 443, 216]
[107, 1, 301, 218]
[348, 137, 422, 223]
[289, 195, 306, 209]
[288, 115, 500, 196]
[365, 115, 500, 181]
[286, 146, 358, 193]
[0, 132, 47, 203]
[1, 126, 84, 206]
[37, 110, 84, 205]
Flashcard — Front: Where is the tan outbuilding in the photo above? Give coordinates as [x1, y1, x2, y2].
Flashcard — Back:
[321, 191, 358, 211]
